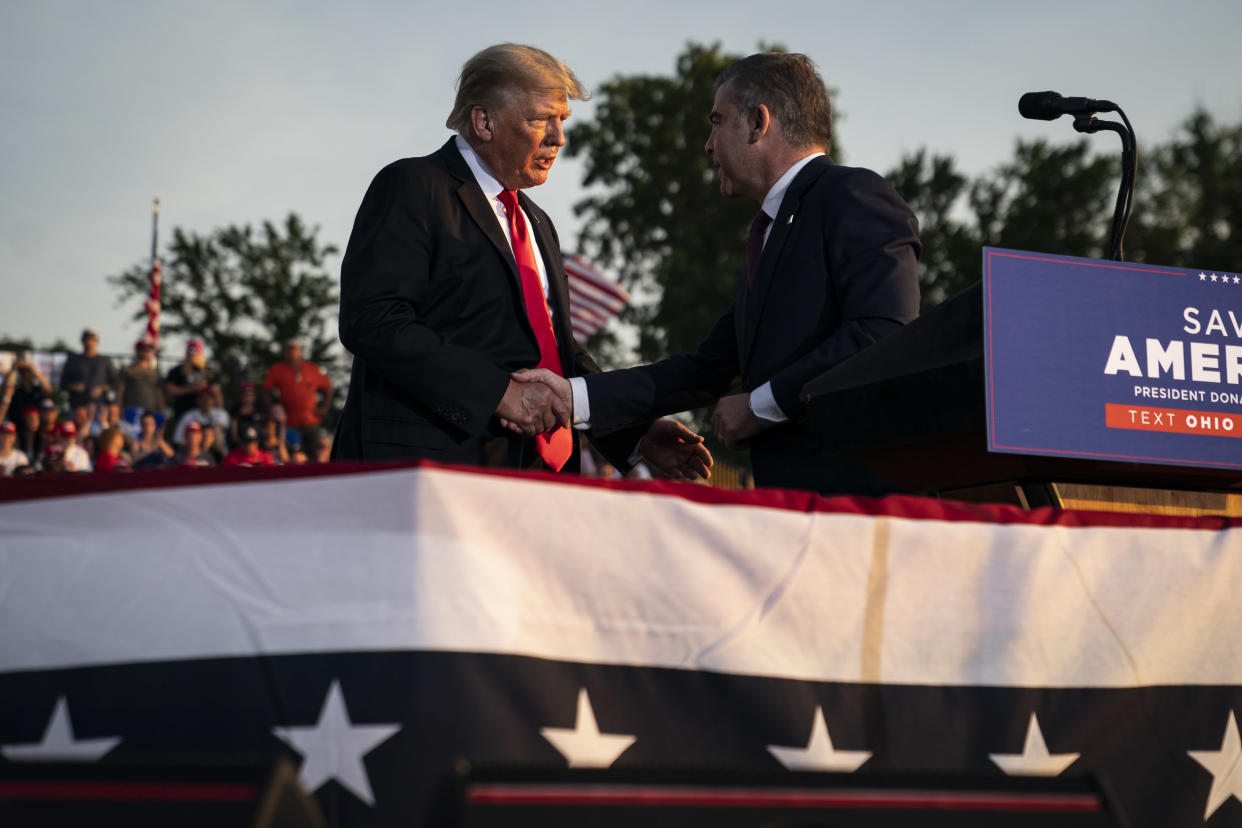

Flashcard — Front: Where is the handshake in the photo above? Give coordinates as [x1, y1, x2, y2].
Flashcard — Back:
[494, 368, 574, 436]
[493, 368, 713, 480]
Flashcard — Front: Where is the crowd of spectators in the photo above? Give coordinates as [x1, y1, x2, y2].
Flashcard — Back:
[0, 328, 335, 477]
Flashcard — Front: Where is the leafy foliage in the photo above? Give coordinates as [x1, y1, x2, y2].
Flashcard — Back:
[888, 109, 1242, 307]
[568, 42, 752, 365]
[885, 149, 977, 307]
[1129, 110, 1242, 271]
[568, 41, 840, 366]
[109, 213, 339, 384]
[566, 46, 1242, 482]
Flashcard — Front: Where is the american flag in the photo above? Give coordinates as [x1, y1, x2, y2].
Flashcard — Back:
[563, 254, 628, 344]
[144, 198, 161, 347]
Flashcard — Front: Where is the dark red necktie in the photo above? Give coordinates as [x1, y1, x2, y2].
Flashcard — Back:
[498, 189, 573, 471]
[747, 209, 773, 288]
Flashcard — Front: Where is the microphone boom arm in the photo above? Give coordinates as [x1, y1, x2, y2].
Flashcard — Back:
[1070, 110, 1138, 262]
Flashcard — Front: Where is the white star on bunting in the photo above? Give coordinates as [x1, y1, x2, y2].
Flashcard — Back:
[1, 696, 120, 761]
[272, 680, 400, 807]
[989, 713, 1079, 776]
[1188, 709, 1242, 820]
[767, 706, 871, 772]
[540, 687, 636, 767]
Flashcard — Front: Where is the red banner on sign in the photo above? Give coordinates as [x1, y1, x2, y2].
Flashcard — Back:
[1104, 403, 1241, 438]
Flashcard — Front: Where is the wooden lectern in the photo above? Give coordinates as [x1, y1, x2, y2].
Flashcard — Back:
[801, 282, 1242, 516]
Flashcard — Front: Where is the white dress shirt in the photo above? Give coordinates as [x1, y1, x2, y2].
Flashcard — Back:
[745, 151, 824, 423]
[454, 134, 552, 299]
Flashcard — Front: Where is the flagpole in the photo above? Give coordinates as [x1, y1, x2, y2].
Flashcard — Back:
[150, 198, 159, 261]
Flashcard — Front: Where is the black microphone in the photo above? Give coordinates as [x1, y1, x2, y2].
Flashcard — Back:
[1019, 91, 1117, 120]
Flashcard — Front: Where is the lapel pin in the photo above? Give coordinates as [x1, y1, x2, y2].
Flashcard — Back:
[786, 214, 795, 225]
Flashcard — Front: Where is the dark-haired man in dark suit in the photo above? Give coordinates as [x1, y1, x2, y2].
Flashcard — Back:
[518, 52, 920, 495]
[333, 44, 710, 479]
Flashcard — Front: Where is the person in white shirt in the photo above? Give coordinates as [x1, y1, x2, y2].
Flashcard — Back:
[0, 420, 29, 475]
[173, 388, 230, 451]
[56, 421, 93, 473]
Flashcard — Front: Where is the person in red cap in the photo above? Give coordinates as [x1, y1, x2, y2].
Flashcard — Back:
[0, 420, 29, 476]
[57, 420, 93, 472]
[222, 423, 275, 467]
[39, 442, 68, 474]
[164, 338, 217, 422]
[173, 387, 229, 457]
[173, 421, 215, 467]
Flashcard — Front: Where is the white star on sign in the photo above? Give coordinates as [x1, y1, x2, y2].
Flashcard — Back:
[540, 687, 636, 767]
[1211, 274, 1220, 282]
[1201, 272, 1209, 280]
[1188, 709, 1242, 820]
[1234, 276, 1241, 285]
[767, 706, 871, 772]
[272, 680, 400, 807]
[1, 696, 120, 761]
[989, 713, 1079, 776]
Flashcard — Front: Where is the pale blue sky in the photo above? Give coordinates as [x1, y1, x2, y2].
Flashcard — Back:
[2, 0, 1238, 356]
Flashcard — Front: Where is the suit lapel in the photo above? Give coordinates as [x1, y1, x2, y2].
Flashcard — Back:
[740, 157, 831, 365]
[439, 139, 520, 286]
[439, 139, 572, 370]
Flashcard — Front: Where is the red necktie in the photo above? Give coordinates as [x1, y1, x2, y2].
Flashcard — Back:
[747, 209, 772, 288]
[498, 189, 573, 471]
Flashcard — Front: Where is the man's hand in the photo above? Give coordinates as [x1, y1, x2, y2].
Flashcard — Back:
[495, 377, 570, 436]
[711, 393, 764, 449]
[510, 368, 571, 410]
[639, 419, 713, 480]
[499, 368, 573, 434]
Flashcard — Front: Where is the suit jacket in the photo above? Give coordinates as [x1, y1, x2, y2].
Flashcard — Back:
[584, 157, 921, 494]
[333, 138, 628, 469]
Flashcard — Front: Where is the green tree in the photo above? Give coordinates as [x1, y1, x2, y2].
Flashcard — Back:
[567, 41, 840, 366]
[0, 336, 36, 352]
[970, 138, 1116, 260]
[888, 138, 1120, 308]
[568, 42, 849, 473]
[109, 212, 340, 388]
[890, 111, 1242, 309]
[568, 42, 751, 366]
[885, 148, 979, 307]
[1129, 109, 1242, 271]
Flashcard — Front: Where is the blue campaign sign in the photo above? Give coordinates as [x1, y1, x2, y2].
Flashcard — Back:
[983, 247, 1242, 469]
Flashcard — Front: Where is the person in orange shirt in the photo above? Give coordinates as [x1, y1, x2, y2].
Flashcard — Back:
[262, 340, 331, 437]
